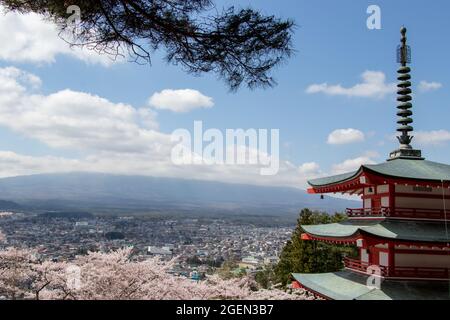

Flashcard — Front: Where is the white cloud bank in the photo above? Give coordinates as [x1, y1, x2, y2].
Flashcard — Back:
[331, 152, 378, 175]
[149, 89, 214, 113]
[414, 130, 450, 146]
[418, 81, 442, 93]
[0, 67, 164, 154]
[0, 66, 323, 189]
[0, 6, 117, 65]
[327, 129, 365, 145]
[298, 162, 321, 175]
[306, 71, 396, 99]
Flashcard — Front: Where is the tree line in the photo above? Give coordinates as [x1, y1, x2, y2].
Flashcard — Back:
[256, 209, 357, 288]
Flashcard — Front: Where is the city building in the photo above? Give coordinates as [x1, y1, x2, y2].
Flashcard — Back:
[239, 256, 260, 270]
[75, 221, 90, 229]
[147, 246, 173, 258]
[292, 28, 450, 300]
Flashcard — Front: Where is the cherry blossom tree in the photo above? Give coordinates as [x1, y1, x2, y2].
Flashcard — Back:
[29, 260, 70, 300]
[0, 248, 36, 299]
[0, 247, 311, 300]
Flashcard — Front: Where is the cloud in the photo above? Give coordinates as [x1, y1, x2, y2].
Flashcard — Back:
[149, 89, 214, 113]
[414, 130, 450, 146]
[298, 162, 320, 175]
[0, 148, 322, 189]
[418, 81, 442, 93]
[0, 67, 166, 155]
[0, 6, 117, 65]
[0, 151, 86, 178]
[327, 128, 365, 145]
[331, 152, 378, 175]
[0, 67, 42, 88]
[306, 71, 396, 99]
[0, 66, 319, 189]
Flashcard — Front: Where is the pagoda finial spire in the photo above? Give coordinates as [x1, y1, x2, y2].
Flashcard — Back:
[389, 27, 424, 161]
[396, 27, 413, 148]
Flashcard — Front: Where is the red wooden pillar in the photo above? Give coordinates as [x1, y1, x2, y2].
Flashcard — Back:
[388, 184, 395, 216]
[388, 242, 395, 277]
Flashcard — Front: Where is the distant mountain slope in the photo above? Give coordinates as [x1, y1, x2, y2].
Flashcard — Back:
[0, 199, 22, 211]
[0, 173, 357, 215]
[39, 211, 95, 219]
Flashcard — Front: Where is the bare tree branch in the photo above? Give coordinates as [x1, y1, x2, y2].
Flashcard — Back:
[0, 0, 294, 90]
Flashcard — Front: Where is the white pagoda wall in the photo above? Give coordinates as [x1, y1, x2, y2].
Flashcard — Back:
[360, 248, 369, 263]
[363, 186, 388, 209]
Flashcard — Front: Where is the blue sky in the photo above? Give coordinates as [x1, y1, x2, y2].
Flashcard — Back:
[0, 0, 448, 188]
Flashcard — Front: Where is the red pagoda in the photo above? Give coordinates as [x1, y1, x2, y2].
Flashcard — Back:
[292, 28, 450, 300]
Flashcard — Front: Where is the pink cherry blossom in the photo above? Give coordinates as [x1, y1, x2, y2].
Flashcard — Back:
[0, 247, 312, 300]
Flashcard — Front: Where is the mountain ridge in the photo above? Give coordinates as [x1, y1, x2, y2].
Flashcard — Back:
[0, 172, 357, 215]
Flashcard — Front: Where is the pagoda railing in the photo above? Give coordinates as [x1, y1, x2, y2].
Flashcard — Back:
[391, 266, 449, 279]
[346, 207, 389, 218]
[346, 207, 447, 220]
[392, 207, 446, 220]
[344, 257, 450, 280]
[343, 257, 388, 276]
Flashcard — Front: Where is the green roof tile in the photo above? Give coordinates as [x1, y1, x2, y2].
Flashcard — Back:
[308, 171, 358, 187]
[292, 271, 450, 300]
[308, 158, 450, 187]
[365, 159, 450, 181]
[301, 220, 450, 243]
[293, 271, 375, 300]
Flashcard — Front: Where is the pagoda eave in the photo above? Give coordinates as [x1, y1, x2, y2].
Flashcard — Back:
[301, 232, 450, 250]
[308, 167, 450, 195]
[301, 232, 360, 245]
[300, 220, 450, 249]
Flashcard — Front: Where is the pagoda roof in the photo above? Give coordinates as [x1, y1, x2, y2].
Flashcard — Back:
[308, 158, 450, 188]
[292, 270, 450, 300]
[301, 220, 450, 244]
